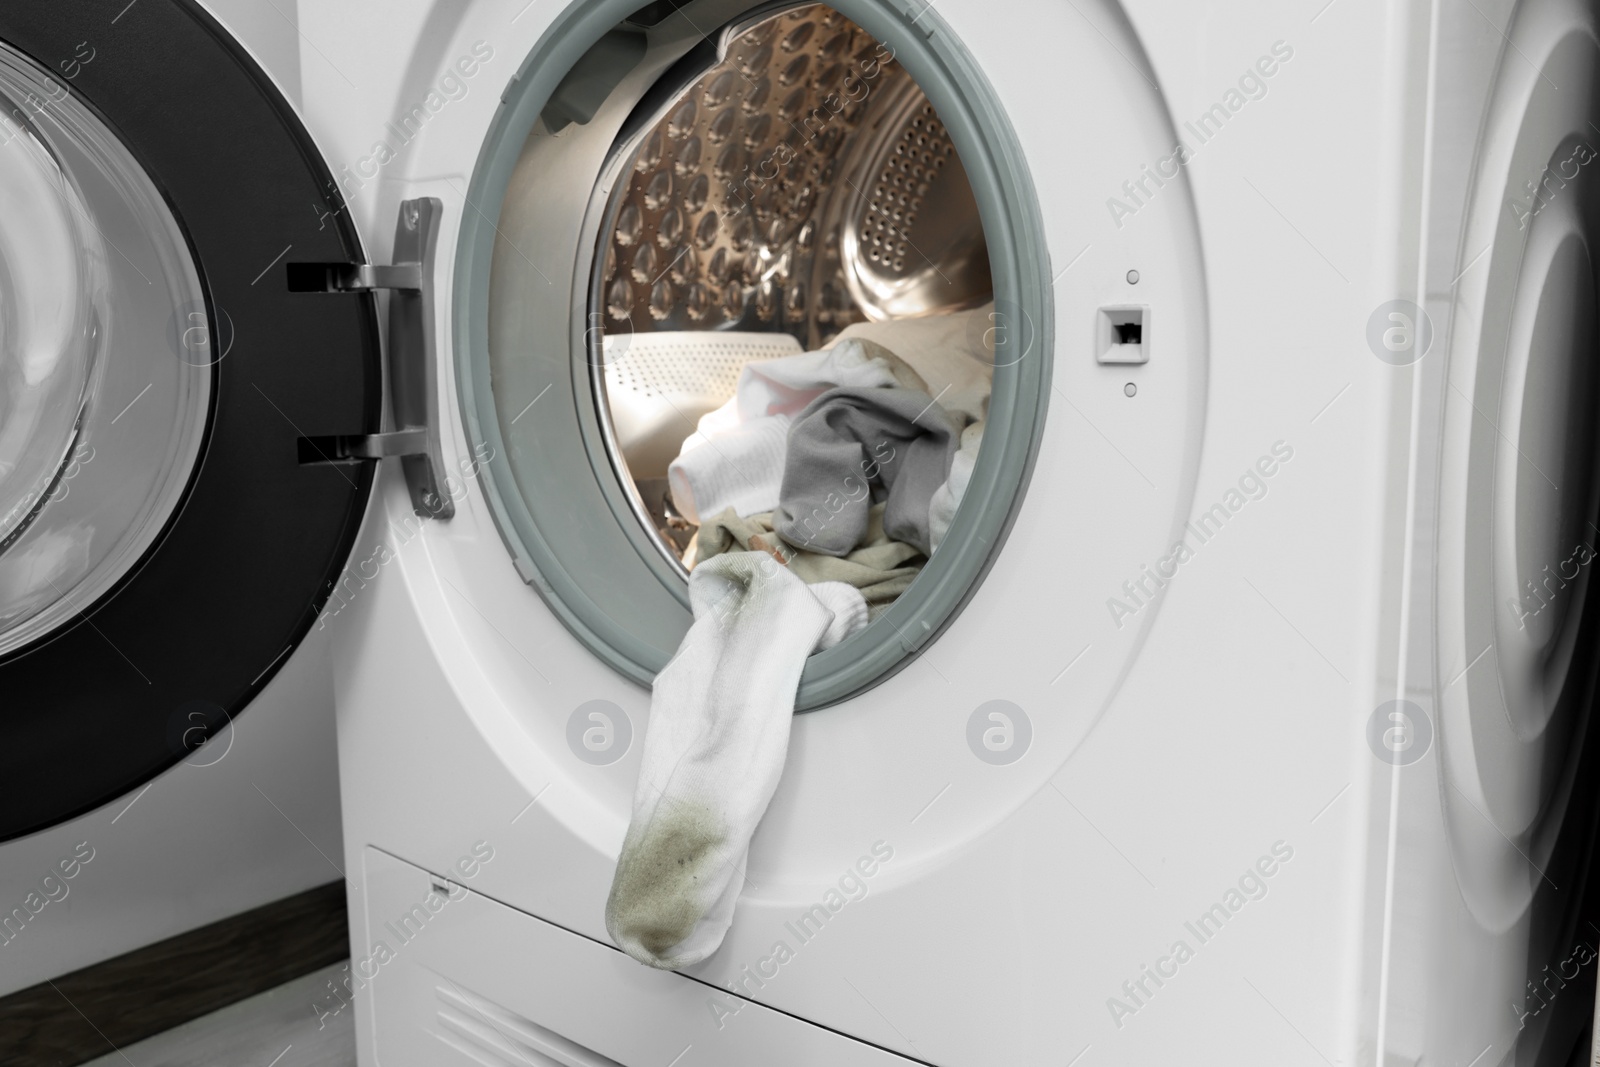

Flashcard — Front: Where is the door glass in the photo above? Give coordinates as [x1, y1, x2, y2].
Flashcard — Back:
[0, 42, 212, 655]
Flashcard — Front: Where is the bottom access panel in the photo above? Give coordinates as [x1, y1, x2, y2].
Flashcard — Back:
[353, 846, 920, 1067]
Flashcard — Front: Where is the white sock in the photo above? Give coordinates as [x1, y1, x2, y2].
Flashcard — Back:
[668, 414, 791, 524]
[666, 337, 930, 523]
[605, 554, 868, 969]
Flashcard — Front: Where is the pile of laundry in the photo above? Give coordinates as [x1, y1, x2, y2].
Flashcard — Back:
[606, 306, 994, 970]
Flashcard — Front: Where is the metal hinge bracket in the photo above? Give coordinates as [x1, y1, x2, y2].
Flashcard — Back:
[291, 198, 454, 519]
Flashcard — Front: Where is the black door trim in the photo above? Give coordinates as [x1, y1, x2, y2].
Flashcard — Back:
[0, 0, 380, 841]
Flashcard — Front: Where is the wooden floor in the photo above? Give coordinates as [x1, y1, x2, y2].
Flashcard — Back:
[78, 962, 354, 1067]
[0, 881, 349, 1067]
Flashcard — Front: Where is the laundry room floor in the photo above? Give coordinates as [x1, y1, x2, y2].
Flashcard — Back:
[76, 961, 354, 1067]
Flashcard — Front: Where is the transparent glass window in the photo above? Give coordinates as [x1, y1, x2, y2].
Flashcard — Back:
[0, 42, 213, 655]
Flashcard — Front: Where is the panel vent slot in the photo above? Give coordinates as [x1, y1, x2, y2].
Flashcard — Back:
[434, 983, 623, 1067]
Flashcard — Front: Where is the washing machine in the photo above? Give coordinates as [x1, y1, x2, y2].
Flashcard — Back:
[0, 0, 367, 999]
[277, 0, 1600, 1064]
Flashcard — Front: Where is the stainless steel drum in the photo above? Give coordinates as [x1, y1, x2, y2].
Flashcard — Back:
[596, 2, 991, 345]
[592, 2, 993, 557]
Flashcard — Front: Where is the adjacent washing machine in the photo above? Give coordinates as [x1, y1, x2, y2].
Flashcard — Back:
[0, 0, 367, 997]
[318, 0, 1600, 1063]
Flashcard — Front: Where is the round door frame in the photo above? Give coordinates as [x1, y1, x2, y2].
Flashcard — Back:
[454, 0, 1053, 708]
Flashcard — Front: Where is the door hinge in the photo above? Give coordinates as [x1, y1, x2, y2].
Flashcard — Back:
[291, 198, 455, 520]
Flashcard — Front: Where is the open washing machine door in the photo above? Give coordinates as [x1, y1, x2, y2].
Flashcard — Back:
[0, 0, 385, 844]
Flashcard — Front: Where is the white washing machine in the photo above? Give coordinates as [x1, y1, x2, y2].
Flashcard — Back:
[280, 0, 1600, 1064]
[0, 0, 365, 998]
